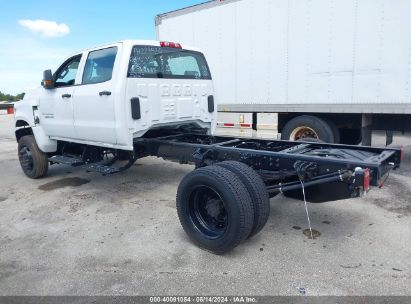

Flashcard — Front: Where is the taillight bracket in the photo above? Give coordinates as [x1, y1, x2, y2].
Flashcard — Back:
[353, 167, 371, 193]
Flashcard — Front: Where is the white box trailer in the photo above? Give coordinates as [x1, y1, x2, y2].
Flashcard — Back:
[156, 0, 411, 145]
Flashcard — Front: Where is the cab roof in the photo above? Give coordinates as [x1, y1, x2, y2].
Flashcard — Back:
[78, 40, 203, 54]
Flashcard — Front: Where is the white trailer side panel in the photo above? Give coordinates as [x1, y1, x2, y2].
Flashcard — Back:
[157, 0, 411, 114]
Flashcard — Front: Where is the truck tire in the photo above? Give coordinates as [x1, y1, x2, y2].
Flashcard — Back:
[18, 135, 49, 179]
[281, 115, 335, 143]
[176, 165, 254, 254]
[215, 161, 270, 238]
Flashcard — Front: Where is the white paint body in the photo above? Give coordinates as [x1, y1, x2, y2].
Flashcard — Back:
[14, 40, 216, 152]
[156, 0, 411, 137]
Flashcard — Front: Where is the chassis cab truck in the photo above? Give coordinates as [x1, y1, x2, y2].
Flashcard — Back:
[14, 40, 402, 254]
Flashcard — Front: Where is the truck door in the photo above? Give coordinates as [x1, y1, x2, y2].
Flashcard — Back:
[39, 54, 82, 139]
[73, 45, 119, 145]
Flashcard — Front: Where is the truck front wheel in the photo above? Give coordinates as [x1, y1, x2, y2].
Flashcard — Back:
[281, 115, 336, 143]
[176, 165, 254, 254]
[18, 135, 49, 179]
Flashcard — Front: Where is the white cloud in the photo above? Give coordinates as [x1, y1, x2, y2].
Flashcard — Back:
[0, 32, 73, 94]
[18, 19, 70, 38]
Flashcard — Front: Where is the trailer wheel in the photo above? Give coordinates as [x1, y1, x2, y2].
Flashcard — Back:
[215, 161, 270, 238]
[176, 166, 254, 254]
[281, 115, 335, 143]
[18, 135, 49, 179]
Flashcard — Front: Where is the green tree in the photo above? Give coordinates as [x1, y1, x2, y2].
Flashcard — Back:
[0, 91, 25, 102]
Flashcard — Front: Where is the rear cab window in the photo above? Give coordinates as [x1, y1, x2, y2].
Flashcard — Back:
[82, 47, 117, 85]
[127, 46, 211, 80]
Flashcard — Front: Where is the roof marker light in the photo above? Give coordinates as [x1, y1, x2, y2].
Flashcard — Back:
[160, 41, 182, 49]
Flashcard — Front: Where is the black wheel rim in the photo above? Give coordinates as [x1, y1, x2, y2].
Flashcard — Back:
[19, 144, 34, 172]
[188, 186, 228, 239]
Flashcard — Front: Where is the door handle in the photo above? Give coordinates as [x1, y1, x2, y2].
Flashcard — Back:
[99, 91, 112, 96]
[61, 94, 72, 99]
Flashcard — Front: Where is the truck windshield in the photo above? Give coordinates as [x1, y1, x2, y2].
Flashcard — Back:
[127, 45, 211, 80]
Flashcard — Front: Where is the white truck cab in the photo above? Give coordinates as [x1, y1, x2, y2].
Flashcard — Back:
[15, 40, 215, 158]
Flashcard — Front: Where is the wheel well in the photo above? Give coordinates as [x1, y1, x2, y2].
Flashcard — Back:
[15, 120, 33, 141]
[278, 113, 362, 132]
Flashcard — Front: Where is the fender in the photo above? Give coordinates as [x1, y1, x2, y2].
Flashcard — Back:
[14, 90, 57, 153]
[31, 125, 58, 153]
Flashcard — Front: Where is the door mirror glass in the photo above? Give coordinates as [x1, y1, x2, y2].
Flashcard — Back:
[42, 69, 54, 89]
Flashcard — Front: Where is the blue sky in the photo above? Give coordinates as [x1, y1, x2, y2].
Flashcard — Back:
[0, 0, 205, 94]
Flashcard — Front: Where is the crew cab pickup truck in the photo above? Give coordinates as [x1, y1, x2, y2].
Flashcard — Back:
[14, 40, 402, 254]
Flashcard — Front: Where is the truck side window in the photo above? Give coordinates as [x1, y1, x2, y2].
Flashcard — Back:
[54, 55, 81, 88]
[82, 47, 117, 85]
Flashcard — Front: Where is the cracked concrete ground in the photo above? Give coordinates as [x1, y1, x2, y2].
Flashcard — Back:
[0, 114, 410, 295]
